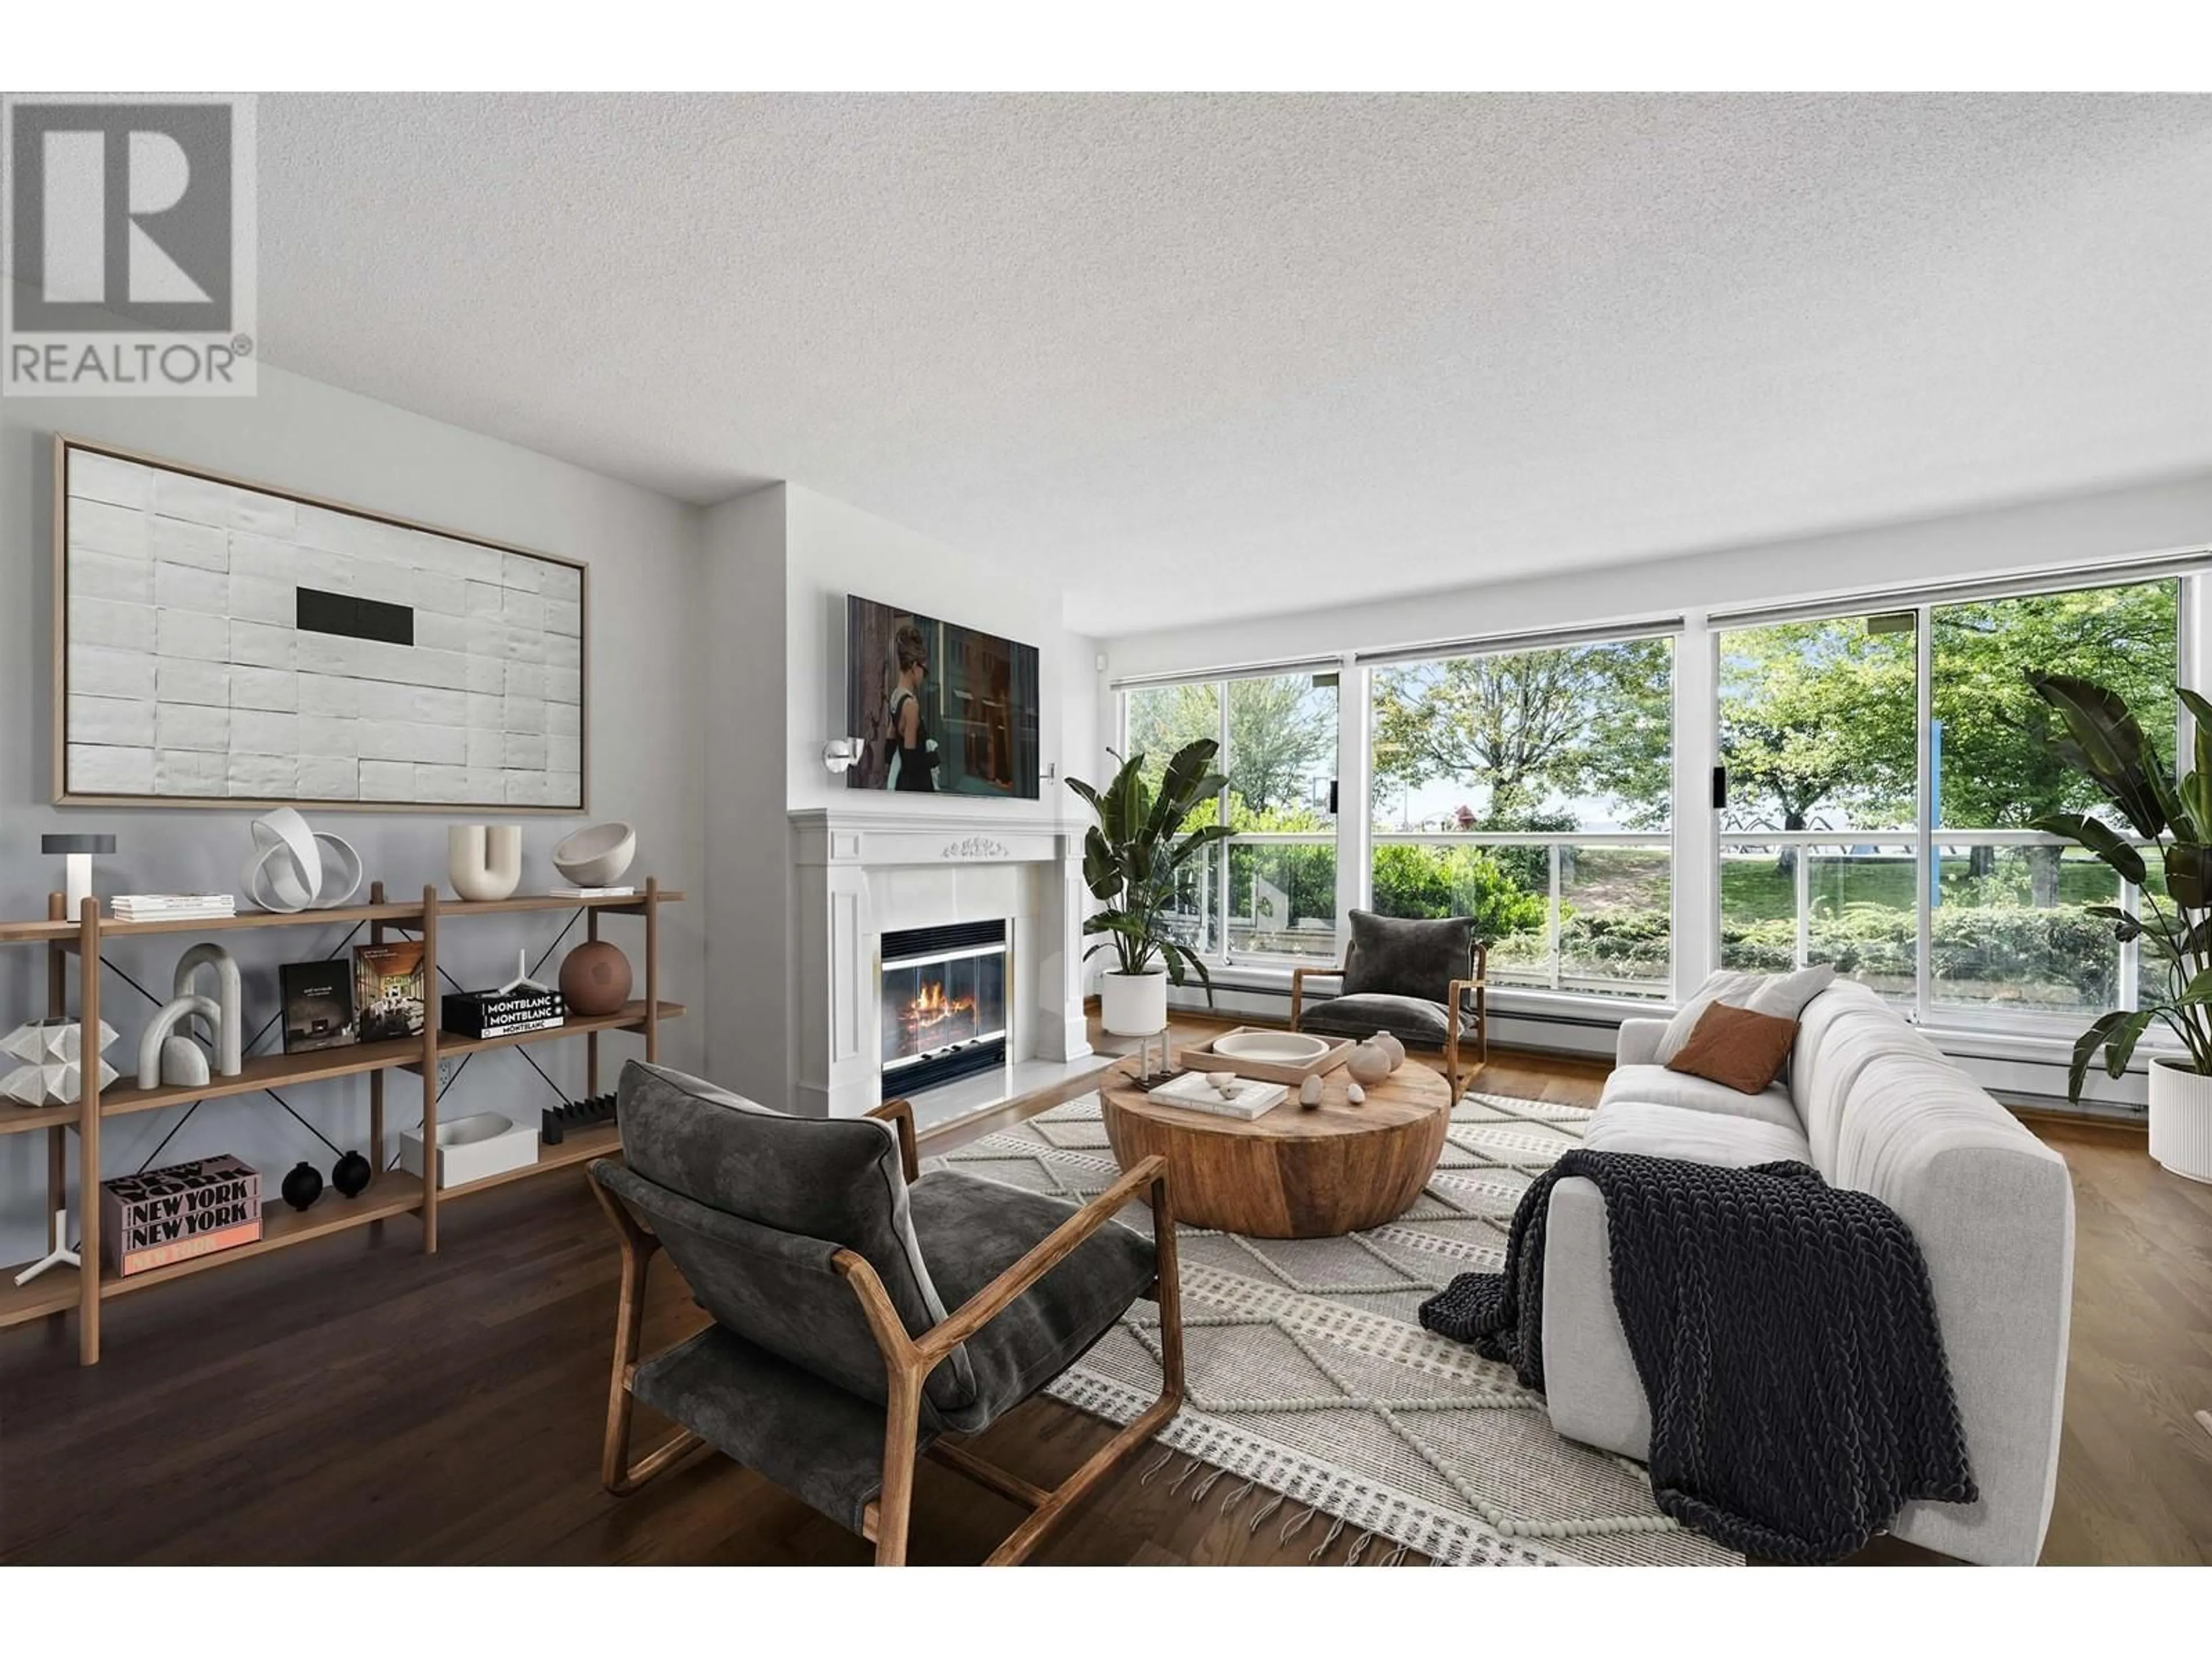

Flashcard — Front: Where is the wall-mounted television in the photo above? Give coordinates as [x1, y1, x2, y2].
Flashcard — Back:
[845, 594, 1041, 798]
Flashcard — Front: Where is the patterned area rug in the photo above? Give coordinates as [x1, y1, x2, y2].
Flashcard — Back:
[927, 1088, 1740, 1567]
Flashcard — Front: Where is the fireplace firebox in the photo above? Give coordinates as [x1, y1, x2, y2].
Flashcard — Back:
[880, 920, 1007, 1094]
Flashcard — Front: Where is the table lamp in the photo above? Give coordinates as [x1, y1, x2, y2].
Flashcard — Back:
[43, 833, 116, 915]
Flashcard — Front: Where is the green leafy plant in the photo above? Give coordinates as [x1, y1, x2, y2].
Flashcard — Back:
[2026, 671, 2212, 1098]
[1066, 739, 1232, 1001]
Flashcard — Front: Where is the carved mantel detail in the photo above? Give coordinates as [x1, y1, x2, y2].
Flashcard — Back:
[941, 835, 1011, 860]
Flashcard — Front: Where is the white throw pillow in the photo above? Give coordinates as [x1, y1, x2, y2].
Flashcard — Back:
[1656, 965, 1838, 1062]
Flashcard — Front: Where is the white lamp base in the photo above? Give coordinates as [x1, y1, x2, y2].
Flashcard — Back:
[13, 1208, 80, 1286]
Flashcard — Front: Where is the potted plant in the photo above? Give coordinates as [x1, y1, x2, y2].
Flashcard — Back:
[1066, 738, 1231, 1036]
[2028, 671, 2212, 1181]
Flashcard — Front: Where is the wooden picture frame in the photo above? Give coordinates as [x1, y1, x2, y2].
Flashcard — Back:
[51, 434, 588, 812]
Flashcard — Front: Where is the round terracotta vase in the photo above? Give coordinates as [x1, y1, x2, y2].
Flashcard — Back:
[560, 941, 634, 1017]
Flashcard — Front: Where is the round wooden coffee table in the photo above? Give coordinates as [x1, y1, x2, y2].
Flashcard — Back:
[1099, 1056, 1452, 1238]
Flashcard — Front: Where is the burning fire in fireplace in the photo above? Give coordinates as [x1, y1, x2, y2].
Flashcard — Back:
[900, 978, 979, 1047]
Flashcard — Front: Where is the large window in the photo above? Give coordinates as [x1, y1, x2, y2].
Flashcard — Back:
[1124, 671, 1338, 961]
[1369, 637, 1673, 998]
[1113, 566, 2193, 1044]
[1717, 578, 2180, 1021]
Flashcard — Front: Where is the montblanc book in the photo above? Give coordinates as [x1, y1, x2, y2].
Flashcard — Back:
[442, 987, 566, 1040]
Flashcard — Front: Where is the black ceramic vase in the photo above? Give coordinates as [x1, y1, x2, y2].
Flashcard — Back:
[281, 1160, 324, 1211]
[331, 1150, 372, 1199]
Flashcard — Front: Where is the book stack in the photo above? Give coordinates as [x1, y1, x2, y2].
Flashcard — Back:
[100, 1156, 262, 1278]
[442, 986, 566, 1040]
[550, 885, 635, 900]
[113, 893, 238, 923]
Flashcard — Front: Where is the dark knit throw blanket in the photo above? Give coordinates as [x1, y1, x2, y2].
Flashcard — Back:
[1419, 1151, 1976, 1563]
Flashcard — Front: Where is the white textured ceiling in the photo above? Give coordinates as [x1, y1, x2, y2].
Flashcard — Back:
[256, 93, 2212, 632]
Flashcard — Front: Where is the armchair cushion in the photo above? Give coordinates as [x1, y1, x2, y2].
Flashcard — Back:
[1298, 991, 1476, 1050]
[614, 1059, 979, 1416]
[906, 1171, 1158, 1432]
[1340, 909, 1474, 1002]
[632, 1321, 930, 1534]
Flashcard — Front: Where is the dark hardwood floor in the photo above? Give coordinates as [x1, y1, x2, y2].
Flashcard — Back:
[1, 1016, 2205, 1566]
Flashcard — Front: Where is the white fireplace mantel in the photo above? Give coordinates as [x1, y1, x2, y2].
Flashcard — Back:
[788, 809, 1093, 1118]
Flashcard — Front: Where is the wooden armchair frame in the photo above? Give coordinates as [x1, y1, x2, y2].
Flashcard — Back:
[591, 1096, 1184, 1566]
[1289, 940, 1489, 1099]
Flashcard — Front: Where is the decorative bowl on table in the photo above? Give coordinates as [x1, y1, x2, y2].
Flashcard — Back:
[1210, 1031, 1331, 1065]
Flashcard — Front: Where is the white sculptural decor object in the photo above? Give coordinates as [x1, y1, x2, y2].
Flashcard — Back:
[449, 824, 524, 902]
[242, 808, 362, 913]
[551, 821, 635, 888]
[137, 942, 245, 1089]
[1, 1018, 119, 1108]
[13, 1208, 79, 1287]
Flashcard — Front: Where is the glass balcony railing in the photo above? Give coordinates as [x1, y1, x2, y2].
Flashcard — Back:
[1369, 833, 1672, 999]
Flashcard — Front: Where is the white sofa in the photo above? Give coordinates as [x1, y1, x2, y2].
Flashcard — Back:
[1539, 979, 2075, 1565]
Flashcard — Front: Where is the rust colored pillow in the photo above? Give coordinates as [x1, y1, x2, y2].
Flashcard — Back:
[1663, 1002, 1799, 1094]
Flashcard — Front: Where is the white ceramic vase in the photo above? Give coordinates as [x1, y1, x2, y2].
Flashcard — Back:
[449, 825, 524, 902]
[2148, 1057, 2212, 1184]
[1100, 969, 1168, 1037]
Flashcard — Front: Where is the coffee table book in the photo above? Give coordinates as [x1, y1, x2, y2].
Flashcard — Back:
[1178, 1027, 1354, 1086]
[100, 1156, 263, 1278]
[1143, 1071, 1286, 1120]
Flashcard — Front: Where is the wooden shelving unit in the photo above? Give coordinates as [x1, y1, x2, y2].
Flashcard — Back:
[0, 879, 681, 1363]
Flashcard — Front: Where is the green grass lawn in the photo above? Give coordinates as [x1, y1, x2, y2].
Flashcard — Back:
[1718, 853, 2117, 923]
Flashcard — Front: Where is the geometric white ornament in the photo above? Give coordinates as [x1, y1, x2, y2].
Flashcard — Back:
[2, 1017, 118, 1065]
[1, 1018, 120, 1106]
[241, 807, 362, 912]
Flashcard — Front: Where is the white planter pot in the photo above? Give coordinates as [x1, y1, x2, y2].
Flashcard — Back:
[2149, 1058, 2212, 1184]
[1100, 969, 1168, 1037]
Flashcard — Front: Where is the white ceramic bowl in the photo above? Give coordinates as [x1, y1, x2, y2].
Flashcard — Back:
[1213, 1031, 1331, 1063]
[552, 821, 636, 887]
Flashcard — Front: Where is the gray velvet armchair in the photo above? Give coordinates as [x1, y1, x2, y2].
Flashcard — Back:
[1289, 909, 1487, 1097]
[588, 1059, 1184, 1566]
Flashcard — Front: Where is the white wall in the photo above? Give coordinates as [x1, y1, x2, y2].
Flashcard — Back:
[695, 482, 1101, 1113]
[1102, 469, 2212, 680]
[0, 366, 707, 1264]
[699, 485, 792, 1103]
[784, 483, 1099, 821]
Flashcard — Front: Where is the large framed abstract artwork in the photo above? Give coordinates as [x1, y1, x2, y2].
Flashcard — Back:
[52, 437, 587, 811]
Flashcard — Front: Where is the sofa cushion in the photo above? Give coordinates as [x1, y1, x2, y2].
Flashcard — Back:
[1340, 908, 1472, 1002]
[1790, 982, 1946, 1176]
[906, 1171, 1157, 1432]
[1300, 991, 1475, 1048]
[1600, 1062, 1802, 1132]
[615, 1059, 975, 1415]
[1583, 1099, 1815, 1168]
[1665, 1002, 1801, 1094]
[1657, 964, 1836, 1062]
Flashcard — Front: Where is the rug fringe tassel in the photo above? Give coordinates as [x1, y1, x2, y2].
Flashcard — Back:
[1279, 1503, 1319, 1544]
[1247, 1491, 1286, 1534]
[1214, 1476, 1256, 1514]
[1381, 1540, 1412, 1567]
[1166, 1456, 1202, 1495]
[1188, 1467, 1225, 1504]
[1308, 1514, 1348, 1563]
[1137, 1448, 1175, 1486]
[1345, 1528, 1375, 1567]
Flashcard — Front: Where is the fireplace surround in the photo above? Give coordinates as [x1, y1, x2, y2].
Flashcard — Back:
[789, 809, 1093, 1119]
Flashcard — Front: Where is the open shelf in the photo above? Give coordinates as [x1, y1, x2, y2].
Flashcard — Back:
[0, 888, 685, 948]
[0, 881, 681, 1365]
[441, 1122, 621, 1200]
[0, 1121, 630, 1331]
[32, 1000, 685, 1130]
